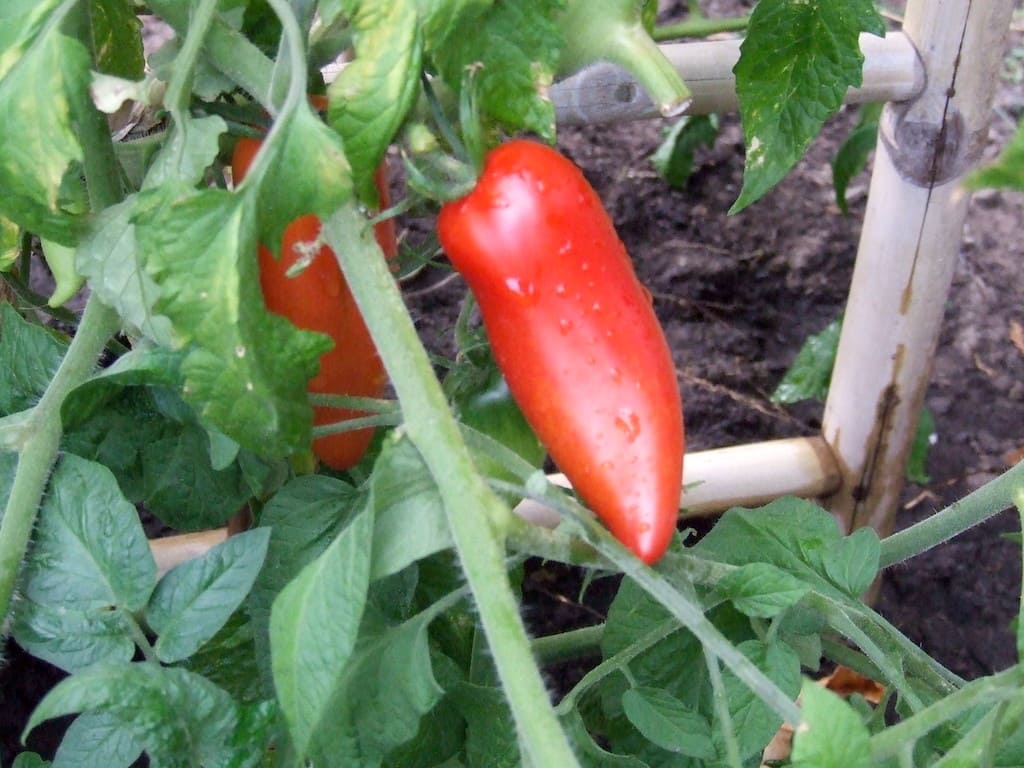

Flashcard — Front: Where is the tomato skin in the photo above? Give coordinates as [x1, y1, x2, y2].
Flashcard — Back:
[437, 140, 684, 563]
[232, 137, 392, 470]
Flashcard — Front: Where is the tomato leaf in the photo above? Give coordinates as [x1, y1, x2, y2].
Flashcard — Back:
[791, 680, 874, 768]
[148, 528, 270, 664]
[832, 103, 881, 213]
[24, 664, 239, 766]
[713, 563, 812, 619]
[0, 302, 67, 416]
[11, 455, 156, 673]
[270, 503, 374, 758]
[143, 114, 228, 190]
[89, 0, 144, 79]
[651, 114, 719, 189]
[370, 431, 453, 580]
[326, 0, 421, 204]
[52, 710, 144, 768]
[730, 0, 884, 213]
[771, 317, 841, 404]
[249, 105, 354, 254]
[308, 608, 445, 764]
[718, 640, 801, 758]
[451, 681, 520, 768]
[967, 120, 1024, 191]
[621, 687, 715, 758]
[135, 186, 330, 457]
[430, 0, 563, 142]
[0, 0, 92, 244]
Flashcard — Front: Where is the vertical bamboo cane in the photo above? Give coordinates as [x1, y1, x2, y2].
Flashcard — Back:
[821, 0, 1016, 537]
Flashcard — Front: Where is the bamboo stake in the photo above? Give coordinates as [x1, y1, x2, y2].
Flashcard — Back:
[820, 0, 1017, 536]
[550, 32, 923, 125]
[149, 437, 842, 568]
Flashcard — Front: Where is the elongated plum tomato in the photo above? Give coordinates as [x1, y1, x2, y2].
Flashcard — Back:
[437, 140, 684, 563]
[232, 137, 396, 470]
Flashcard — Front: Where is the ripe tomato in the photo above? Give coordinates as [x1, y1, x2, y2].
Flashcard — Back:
[437, 140, 684, 563]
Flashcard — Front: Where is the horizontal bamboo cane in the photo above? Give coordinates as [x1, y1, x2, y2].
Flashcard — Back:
[549, 32, 924, 124]
[150, 436, 841, 571]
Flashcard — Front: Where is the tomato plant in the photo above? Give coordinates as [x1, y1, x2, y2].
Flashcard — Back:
[0, 1, 1021, 766]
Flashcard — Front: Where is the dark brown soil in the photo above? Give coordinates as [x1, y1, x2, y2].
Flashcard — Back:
[3, 2, 1023, 761]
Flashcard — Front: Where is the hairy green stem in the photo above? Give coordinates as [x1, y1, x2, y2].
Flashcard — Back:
[870, 668, 1024, 760]
[705, 651, 742, 768]
[652, 14, 751, 41]
[322, 206, 580, 767]
[879, 461, 1024, 568]
[532, 624, 605, 666]
[311, 412, 402, 437]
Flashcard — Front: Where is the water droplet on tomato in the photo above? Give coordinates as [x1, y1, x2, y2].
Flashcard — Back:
[504, 276, 536, 302]
[591, 301, 602, 312]
[614, 409, 641, 443]
[608, 366, 621, 382]
[558, 318, 573, 334]
[554, 283, 567, 297]
[558, 239, 572, 256]
[580, 261, 590, 272]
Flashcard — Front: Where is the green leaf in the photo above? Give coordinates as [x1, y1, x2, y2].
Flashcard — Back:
[63, 383, 257, 532]
[791, 679, 873, 768]
[967, 119, 1024, 191]
[621, 687, 715, 758]
[432, 0, 563, 142]
[692, 496, 875, 602]
[76, 198, 174, 346]
[731, 0, 885, 212]
[148, 529, 270, 663]
[718, 639, 801, 758]
[906, 407, 935, 485]
[270, 503, 375, 757]
[12, 753, 50, 768]
[0, 1, 91, 244]
[832, 103, 881, 213]
[451, 682, 520, 768]
[52, 710, 144, 768]
[310, 608, 445, 764]
[0, 302, 68, 415]
[651, 115, 719, 189]
[12, 454, 157, 672]
[370, 431, 453, 580]
[144, 115, 228, 189]
[135, 185, 330, 457]
[89, 0, 144, 79]
[24, 664, 239, 767]
[714, 562, 812, 618]
[562, 709, 648, 768]
[0, 215, 19, 271]
[324, 0, 419, 204]
[181, 610, 263, 705]
[772, 317, 841, 404]
[823, 525, 880, 597]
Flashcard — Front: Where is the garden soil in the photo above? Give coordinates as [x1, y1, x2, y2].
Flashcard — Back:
[3, 2, 1023, 761]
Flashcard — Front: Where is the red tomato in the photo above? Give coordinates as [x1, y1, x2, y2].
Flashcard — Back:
[232, 137, 394, 470]
[437, 140, 684, 563]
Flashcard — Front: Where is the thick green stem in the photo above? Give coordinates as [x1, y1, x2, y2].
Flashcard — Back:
[652, 14, 751, 41]
[532, 624, 605, 666]
[879, 461, 1024, 568]
[321, 207, 580, 767]
[869, 668, 1024, 761]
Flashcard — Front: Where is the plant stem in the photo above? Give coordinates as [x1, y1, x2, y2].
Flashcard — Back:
[879, 461, 1024, 568]
[652, 14, 751, 41]
[705, 650, 742, 768]
[321, 206, 581, 767]
[532, 624, 605, 665]
[869, 667, 1024, 760]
